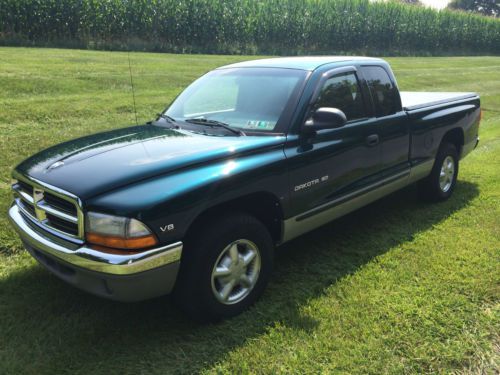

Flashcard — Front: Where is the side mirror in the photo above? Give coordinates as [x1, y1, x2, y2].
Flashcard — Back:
[302, 107, 347, 132]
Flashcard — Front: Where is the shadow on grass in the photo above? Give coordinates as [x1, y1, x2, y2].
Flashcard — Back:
[0, 181, 479, 373]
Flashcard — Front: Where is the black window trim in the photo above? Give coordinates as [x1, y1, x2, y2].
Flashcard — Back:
[360, 64, 403, 117]
[307, 66, 370, 124]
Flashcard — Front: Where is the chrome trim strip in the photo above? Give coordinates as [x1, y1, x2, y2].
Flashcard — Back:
[33, 187, 47, 221]
[12, 184, 34, 204]
[37, 201, 78, 223]
[16, 198, 36, 218]
[8, 205, 182, 275]
[13, 171, 80, 201]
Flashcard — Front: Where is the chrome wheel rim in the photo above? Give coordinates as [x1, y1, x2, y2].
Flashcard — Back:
[211, 239, 261, 305]
[439, 156, 455, 193]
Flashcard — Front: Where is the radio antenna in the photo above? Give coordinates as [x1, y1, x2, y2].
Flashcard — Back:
[127, 50, 139, 126]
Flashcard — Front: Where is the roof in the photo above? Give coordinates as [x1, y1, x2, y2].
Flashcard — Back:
[218, 56, 384, 71]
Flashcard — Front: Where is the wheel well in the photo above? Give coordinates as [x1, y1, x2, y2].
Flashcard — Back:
[184, 192, 284, 244]
[441, 128, 464, 154]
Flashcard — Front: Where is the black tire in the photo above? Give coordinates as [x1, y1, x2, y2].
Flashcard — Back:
[418, 142, 459, 202]
[173, 212, 274, 322]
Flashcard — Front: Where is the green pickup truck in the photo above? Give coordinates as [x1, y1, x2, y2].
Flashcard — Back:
[8, 57, 480, 321]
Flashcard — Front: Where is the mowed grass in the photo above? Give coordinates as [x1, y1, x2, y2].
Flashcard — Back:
[0, 47, 499, 374]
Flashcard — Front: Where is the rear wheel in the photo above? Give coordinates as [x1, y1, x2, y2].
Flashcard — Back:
[418, 142, 459, 201]
[174, 212, 273, 322]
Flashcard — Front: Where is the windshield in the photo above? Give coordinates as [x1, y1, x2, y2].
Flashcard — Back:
[165, 68, 307, 133]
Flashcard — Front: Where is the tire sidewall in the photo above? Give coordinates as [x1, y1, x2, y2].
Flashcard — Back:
[178, 213, 273, 321]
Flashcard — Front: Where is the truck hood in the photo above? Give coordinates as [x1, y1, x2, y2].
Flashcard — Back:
[15, 125, 286, 200]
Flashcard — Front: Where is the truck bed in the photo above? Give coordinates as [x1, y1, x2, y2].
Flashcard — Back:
[400, 91, 477, 111]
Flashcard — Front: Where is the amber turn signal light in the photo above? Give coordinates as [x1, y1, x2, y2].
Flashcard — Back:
[86, 232, 158, 250]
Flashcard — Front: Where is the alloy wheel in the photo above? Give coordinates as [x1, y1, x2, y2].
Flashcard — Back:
[211, 239, 261, 305]
[439, 155, 455, 193]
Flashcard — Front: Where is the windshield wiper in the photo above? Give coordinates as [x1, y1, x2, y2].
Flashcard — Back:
[154, 113, 184, 130]
[157, 113, 178, 124]
[184, 118, 246, 136]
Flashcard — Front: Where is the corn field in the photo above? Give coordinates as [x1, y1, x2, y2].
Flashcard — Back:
[0, 0, 499, 55]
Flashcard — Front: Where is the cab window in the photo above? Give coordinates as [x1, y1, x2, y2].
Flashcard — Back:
[313, 72, 366, 122]
[363, 66, 401, 116]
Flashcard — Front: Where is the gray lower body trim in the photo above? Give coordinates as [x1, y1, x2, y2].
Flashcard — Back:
[281, 159, 434, 243]
[25, 242, 180, 301]
[408, 158, 435, 183]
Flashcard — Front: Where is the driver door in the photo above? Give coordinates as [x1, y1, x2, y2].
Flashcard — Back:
[285, 67, 382, 216]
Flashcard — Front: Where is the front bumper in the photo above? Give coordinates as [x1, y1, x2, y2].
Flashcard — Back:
[8, 204, 183, 301]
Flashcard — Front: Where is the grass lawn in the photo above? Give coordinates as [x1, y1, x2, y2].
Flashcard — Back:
[0, 48, 498, 374]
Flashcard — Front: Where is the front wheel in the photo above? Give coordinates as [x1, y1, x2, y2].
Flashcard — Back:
[173, 212, 273, 322]
[418, 142, 459, 201]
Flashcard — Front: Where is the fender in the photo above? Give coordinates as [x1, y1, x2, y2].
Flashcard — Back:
[85, 142, 289, 244]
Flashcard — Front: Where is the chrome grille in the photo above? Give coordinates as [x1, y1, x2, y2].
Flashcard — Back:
[18, 198, 36, 217]
[12, 174, 84, 241]
[17, 180, 33, 195]
[44, 191, 77, 216]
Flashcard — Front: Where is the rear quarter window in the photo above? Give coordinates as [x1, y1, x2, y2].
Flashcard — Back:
[363, 66, 401, 117]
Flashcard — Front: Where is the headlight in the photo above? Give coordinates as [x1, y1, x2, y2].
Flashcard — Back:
[86, 212, 158, 250]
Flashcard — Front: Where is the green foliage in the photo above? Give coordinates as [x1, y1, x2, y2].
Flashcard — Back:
[448, 0, 499, 18]
[0, 0, 499, 55]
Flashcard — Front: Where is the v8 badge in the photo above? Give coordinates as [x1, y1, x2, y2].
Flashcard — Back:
[160, 224, 175, 232]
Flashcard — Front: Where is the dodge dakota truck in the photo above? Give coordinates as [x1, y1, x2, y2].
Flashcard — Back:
[8, 57, 480, 321]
